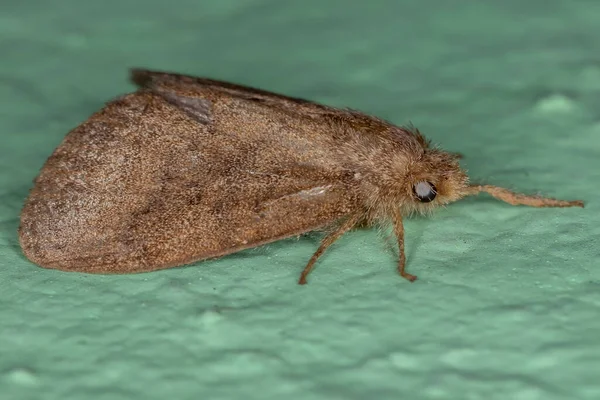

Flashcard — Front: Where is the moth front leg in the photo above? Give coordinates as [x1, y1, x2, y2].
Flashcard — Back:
[392, 208, 417, 282]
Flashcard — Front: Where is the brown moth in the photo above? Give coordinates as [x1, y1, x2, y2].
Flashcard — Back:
[18, 69, 584, 284]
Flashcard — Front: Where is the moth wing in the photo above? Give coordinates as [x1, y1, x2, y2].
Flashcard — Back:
[130, 68, 399, 135]
[19, 80, 359, 273]
[130, 68, 334, 116]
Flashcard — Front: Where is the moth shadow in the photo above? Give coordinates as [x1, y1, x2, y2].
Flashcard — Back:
[224, 232, 322, 262]
[0, 185, 31, 259]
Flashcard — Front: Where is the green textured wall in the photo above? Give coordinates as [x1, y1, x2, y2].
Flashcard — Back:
[2, 1, 599, 399]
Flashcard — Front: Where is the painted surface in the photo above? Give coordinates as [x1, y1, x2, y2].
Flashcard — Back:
[1, 1, 598, 399]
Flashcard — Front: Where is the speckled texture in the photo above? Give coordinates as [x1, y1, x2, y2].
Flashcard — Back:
[1, 1, 599, 399]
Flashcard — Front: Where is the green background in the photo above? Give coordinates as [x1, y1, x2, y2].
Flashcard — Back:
[2, 1, 599, 399]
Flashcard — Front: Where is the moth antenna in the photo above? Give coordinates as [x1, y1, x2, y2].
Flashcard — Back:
[466, 185, 584, 208]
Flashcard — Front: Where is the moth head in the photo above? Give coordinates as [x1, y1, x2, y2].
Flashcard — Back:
[354, 126, 470, 217]
[401, 148, 469, 215]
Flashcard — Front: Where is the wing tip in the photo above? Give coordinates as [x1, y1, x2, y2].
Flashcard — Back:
[129, 67, 156, 88]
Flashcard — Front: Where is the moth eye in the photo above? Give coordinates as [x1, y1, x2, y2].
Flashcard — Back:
[413, 181, 437, 203]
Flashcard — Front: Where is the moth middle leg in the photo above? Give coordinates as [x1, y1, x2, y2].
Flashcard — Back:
[298, 213, 363, 285]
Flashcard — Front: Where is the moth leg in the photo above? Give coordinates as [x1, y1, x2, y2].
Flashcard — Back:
[392, 208, 417, 282]
[467, 185, 584, 208]
[298, 213, 362, 285]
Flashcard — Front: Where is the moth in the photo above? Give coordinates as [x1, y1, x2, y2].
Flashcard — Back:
[18, 69, 584, 284]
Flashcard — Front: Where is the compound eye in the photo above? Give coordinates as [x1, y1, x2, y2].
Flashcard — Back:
[413, 181, 437, 203]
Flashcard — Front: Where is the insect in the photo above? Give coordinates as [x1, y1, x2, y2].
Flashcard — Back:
[18, 69, 584, 284]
